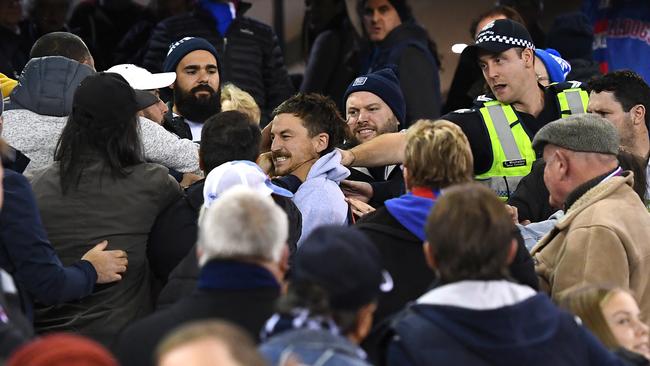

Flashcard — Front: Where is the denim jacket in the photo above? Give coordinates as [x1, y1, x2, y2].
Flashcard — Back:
[259, 328, 371, 366]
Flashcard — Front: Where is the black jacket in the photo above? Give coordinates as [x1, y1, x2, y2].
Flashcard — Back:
[0, 26, 30, 78]
[363, 22, 441, 127]
[143, 1, 294, 125]
[300, 20, 361, 112]
[507, 160, 555, 223]
[114, 260, 280, 366]
[153, 180, 302, 309]
[348, 165, 404, 207]
[69, 1, 150, 71]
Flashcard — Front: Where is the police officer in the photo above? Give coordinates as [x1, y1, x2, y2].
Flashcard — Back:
[339, 19, 588, 200]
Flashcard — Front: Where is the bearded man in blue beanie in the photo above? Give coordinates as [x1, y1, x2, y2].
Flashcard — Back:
[143, 0, 293, 126]
[160, 37, 222, 142]
[342, 68, 406, 207]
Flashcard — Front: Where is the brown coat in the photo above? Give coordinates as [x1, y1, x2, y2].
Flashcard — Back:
[531, 172, 650, 317]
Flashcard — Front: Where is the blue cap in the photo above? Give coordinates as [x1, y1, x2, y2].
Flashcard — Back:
[343, 67, 406, 124]
[163, 37, 221, 74]
[535, 48, 572, 83]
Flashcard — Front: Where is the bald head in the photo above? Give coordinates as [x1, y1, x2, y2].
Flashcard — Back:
[30, 32, 94, 69]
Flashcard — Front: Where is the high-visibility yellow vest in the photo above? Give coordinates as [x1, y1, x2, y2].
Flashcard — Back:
[475, 86, 589, 199]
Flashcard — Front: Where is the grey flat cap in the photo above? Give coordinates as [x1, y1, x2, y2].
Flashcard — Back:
[532, 114, 620, 155]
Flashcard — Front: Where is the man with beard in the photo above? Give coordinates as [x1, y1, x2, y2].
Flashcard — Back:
[342, 67, 405, 207]
[162, 37, 221, 142]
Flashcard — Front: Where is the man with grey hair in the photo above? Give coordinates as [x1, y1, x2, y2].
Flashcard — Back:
[531, 113, 650, 318]
[115, 187, 289, 366]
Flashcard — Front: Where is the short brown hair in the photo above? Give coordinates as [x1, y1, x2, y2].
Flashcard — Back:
[272, 93, 347, 155]
[559, 286, 628, 349]
[425, 183, 514, 283]
[404, 120, 473, 190]
[155, 320, 266, 366]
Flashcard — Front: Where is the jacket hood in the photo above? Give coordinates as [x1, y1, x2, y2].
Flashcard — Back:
[10, 56, 95, 117]
[415, 281, 571, 366]
[384, 193, 434, 241]
[305, 150, 350, 183]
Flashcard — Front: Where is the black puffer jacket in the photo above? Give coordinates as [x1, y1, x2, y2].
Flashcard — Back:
[143, 1, 294, 125]
[363, 21, 442, 127]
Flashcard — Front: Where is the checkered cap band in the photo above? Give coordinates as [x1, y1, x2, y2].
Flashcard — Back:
[476, 34, 535, 50]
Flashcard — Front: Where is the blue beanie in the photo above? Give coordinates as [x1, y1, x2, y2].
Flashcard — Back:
[535, 48, 572, 83]
[343, 68, 406, 124]
[163, 37, 221, 73]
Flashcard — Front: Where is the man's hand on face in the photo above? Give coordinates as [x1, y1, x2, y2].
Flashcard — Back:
[81, 241, 128, 284]
[257, 151, 275, 176]
[341, 180, 373, 203]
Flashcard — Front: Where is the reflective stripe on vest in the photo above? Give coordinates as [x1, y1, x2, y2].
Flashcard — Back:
[475, 101, 536, 199]
[557, 88, 589, 118]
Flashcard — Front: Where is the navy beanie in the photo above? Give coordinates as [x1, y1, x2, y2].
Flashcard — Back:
[343, 68, 406, 124]
[162, 37, 221, 74]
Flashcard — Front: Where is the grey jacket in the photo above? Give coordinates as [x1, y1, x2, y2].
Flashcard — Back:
[3, 57, 93, 175]
[29, 158, 182, 346]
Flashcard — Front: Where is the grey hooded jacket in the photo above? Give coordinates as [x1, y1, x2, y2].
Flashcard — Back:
[3, 57, 93, 174]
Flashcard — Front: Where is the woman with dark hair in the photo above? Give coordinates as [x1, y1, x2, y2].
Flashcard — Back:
[28, 73, 182, 346]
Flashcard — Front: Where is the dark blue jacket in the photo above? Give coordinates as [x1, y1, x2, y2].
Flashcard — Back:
[0, 169, 95, 315]
[387, 293, 624, 366]
[364, 21, 441, 127]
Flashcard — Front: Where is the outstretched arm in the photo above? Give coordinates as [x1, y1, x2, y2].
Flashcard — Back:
[340, 132, 407, 167]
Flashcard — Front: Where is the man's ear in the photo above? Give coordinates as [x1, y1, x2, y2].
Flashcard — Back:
[522, 48, 535, 68]
[631, 104, 646, 127]
[423, 241, 437, 271]
[313, 132, 330, 154]
[555, 149, 571, 181]
[170, 81, 176, 90]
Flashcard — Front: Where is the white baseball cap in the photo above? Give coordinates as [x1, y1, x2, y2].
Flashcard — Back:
[106, 64, 176, 90]
[203, 160, 293, 209]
